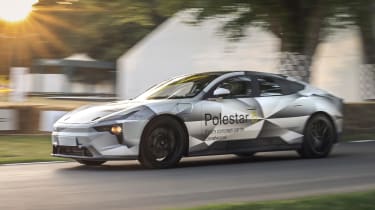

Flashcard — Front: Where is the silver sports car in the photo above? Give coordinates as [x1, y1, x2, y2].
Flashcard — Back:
[52, 71, 343, 168]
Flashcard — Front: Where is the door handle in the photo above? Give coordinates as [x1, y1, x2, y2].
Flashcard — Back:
[247, 107, 256, 110]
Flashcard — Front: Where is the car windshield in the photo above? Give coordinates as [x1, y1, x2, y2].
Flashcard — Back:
[136, 73, 220, 100]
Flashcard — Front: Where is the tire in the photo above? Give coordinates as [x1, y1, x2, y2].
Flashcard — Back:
[235, 152, 256, 158]
[297, 114, 335, 158]
[76, 160, 106, 166]
[139, 116, 187, 169]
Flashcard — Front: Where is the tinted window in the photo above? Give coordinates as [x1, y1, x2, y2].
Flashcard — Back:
[216, 76, 253, 98]
[257, 77, 283, 96]
[284, 80, 305, 94]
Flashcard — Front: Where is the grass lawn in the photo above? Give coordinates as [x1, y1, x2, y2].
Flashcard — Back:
[0, 135, 64, 164]
[180, 190, 375, 210]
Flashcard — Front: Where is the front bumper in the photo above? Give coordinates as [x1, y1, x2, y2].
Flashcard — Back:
[53, 145, 92, 157]
[52, 152, 137, 161]
[51, 124, 139, 160]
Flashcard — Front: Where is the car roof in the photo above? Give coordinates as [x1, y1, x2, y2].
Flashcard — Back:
[196, 70, 287, 79]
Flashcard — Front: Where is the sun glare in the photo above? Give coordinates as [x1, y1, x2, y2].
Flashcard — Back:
[0, 0, 39, 22]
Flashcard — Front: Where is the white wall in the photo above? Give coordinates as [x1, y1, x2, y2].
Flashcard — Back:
[311, 27, 363, 102]
[0, 109, 18, 130]
[9, 67, 29, 102]
[27, 74, 68, 93]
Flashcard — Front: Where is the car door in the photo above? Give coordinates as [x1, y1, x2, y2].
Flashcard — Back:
[201, 75, 263, 149]
[253, 75, 312, 144]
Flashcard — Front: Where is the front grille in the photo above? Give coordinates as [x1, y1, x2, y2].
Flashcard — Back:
[53, 146, 93, 157]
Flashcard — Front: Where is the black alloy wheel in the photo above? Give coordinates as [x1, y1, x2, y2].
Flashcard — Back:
[139, 116, 187, 169]
[298, 114, 335, 158]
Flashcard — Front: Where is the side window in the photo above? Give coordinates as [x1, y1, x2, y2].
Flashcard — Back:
[216, 76, 253, 98]
[284, 80, 305, 94]
[257, 76, 283, 96]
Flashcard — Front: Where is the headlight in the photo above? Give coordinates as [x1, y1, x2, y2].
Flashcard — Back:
[110, 125, 122, 135]
[94, 124, 123, 135]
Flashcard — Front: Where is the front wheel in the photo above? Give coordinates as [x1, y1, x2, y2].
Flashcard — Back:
[139, 116, 187, 169]
[298, 114, 335, 158]
[76, 160, 106, 166]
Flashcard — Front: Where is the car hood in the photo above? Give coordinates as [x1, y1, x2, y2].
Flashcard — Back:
[58, 100, 150, 124]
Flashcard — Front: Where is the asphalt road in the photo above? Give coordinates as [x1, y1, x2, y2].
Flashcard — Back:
[1, 141, 375, 210]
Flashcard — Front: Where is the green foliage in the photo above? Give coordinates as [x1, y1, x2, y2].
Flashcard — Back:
[32, 0, 172, 61]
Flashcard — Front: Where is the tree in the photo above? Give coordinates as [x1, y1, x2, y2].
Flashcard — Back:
[31, 0, 189, 61]
[61, 0, 169, 60]
[0, 0, 77, 73]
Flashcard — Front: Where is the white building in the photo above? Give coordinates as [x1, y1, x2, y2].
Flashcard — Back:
[117, 11, 364, 102]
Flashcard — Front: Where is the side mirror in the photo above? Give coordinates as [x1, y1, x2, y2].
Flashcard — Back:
[213, 87, 230, 97]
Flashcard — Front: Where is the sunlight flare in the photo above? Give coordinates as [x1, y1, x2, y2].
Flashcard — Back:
[0, 0, 39, 22]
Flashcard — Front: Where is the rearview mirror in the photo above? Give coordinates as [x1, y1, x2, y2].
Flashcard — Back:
[213, 87, 230, 97]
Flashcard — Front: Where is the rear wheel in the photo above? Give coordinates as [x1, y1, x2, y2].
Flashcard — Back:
[298, 114, 335, 158]
[139, 116, 187, 169]
[76, 160, 106, 166]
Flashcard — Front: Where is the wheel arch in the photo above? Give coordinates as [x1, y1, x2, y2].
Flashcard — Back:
[140, 114, 190, 156]
[304, 111, 338, 142]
